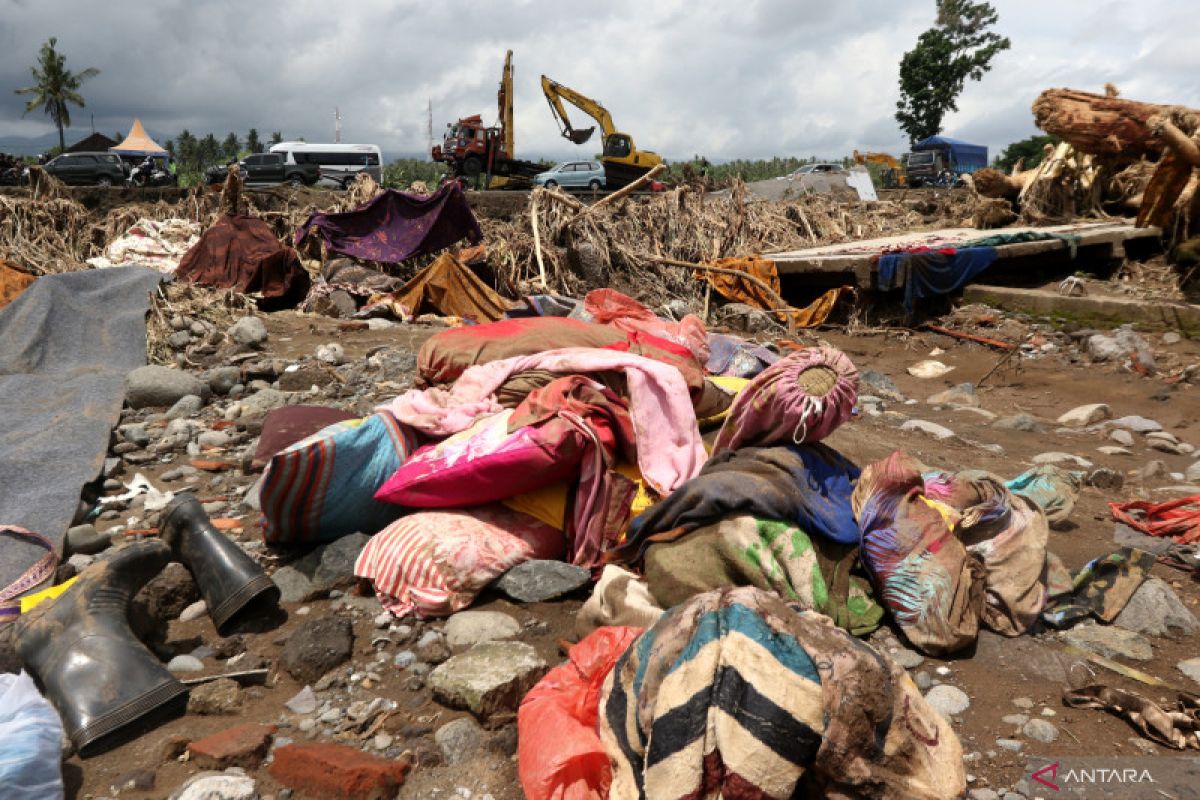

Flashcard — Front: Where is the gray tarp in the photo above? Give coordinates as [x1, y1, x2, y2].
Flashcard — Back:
[0, 267, 162, 588]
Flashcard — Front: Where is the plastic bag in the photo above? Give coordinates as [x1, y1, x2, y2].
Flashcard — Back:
[0, 671, 65, 800]
[517, 626, 641, 800]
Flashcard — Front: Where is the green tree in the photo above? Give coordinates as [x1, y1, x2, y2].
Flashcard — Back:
[14, 37, 101, 153]
[246, 128, 262, 154]
[993, 134, 1058, 172]
[269, 130, 283, 146]
[221, 132, 240, 159]
[895, 0, 1010, 144]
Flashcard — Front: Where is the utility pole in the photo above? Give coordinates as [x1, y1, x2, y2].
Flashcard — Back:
[426, 100, 433, 153]
[335, 107, 342, 143]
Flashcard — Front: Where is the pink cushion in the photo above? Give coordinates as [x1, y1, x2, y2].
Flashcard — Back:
[353, 504, 564, 618]
[374, 410, 586, 508]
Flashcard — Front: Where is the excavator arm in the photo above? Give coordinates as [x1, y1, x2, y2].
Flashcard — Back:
[540, 75, 615, 145]
[498, 50, 514, 157]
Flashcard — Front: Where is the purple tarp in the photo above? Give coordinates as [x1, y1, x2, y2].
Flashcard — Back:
[295, 184, 482, 264]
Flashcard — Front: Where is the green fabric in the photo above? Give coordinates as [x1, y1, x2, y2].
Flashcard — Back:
[642, 515, 883, 636]
[1041, 546, 1155, 628]
[964, 230, 1081, 258]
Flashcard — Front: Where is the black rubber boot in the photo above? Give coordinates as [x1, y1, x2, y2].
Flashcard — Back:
[14, 539, 188, 756]
[160, 493, 279, 635]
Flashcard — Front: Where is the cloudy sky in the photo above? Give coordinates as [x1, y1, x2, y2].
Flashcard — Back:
[1, 0, 1196, 162]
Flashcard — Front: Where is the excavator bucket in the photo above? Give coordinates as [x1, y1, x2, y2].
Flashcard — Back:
[566, 126, 595, 145]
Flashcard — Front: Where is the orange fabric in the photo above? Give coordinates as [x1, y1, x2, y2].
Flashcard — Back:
[368, 251, 514, 323]
[697, 256, 847, 328]
[0, 260, 36, 311]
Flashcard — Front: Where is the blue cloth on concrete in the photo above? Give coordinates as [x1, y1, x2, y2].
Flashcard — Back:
[878, 247, 998, 311]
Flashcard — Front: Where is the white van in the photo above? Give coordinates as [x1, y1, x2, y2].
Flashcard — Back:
[269, 142, 383, 188]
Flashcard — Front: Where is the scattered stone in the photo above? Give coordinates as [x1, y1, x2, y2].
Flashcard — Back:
[996, 738, 1023, 752]
[187, 677, 243, 715]
[1060, 620, 1153, 661]
[1113, 577, 1199, 638]
[1109, 415, 1163, 434]
[166, 394, 204, 420]
[900, 419, 955, 440]
[271, 566, 314, 603]
[187, 722, 276, 769]
[1097, 446, 1133, 456]
[429, 641, 549, 721]
[393, 651, 417, 669]
[167, 654, 204, 673]
[65, 523, 110, 556]
[197, 430, 233, 449]
[1001, 714, 1029, 726]
[237, 388, 291, 420]
[1021, 718, 1059, 743]
[1056, 403, 1110, 427]
[435, 717, 488, 765]
[495, 560, 591, 603]
[1012, 697, 1034, 709]
[1109, 428, 1135, 447]
[859, 370, 905, 401]
[279, 364, 337, 391]
[281, 617, 354, 684]
[1085, 468, 1124, 490]
[1138, 460, 1169, 481]
[907, 360, 954, 379]
[1114, 326, 1155, 374]
[1032, 452, 1092, 468]
[992, 414, 1044, 433]
[207, 366, 242, 395]
[414, 630, 451, 664]
[1087, 334, 1122, 362]
[969, 789, 1001, 800]
[924, 685, 970, 718]
[228, 316, 268, 347]
[125, 365, 209, 409]
[269, 743, 411, 799]
[170, 772, 258, 800]
[444, 610, 523, 650]
[179, 599, 208, 622]
[1163, 332, 1182, 345]
[1177, 657, 1200, 687]
[275, 532, 370, 601]
[1186, 460, 1200, 483]
[888, 647, 925, 670]
[285, 686, 318, 715]
[914, 671, 932, 691]
[111, 768, 156, 792]
[927, 383, 978, 407]
[316, 343, 346, 365]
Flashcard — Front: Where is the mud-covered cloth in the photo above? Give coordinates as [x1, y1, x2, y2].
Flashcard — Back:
[175, 215, 311, 309]
[1041, 546, 1154, 628]
[598, 587, 966, 799]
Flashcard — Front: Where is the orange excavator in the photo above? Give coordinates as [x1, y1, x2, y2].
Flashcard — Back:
[853, 150, 906, 188]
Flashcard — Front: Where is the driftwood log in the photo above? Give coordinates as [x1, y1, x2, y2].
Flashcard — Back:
[1032, 89, 1192, 160]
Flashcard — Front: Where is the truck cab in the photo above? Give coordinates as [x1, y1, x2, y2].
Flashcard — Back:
[906, 136, 988, 188]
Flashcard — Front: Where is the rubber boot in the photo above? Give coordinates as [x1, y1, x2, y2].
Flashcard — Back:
[160, 493, 279, 635]
[14, 539, 188, 756]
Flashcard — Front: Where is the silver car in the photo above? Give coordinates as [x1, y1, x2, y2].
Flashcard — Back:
[533, 160, 606, 191]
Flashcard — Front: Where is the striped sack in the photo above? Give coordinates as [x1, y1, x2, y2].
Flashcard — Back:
[599, 587, 965, 800]
[260, 412, 419, 545]
[354, 504, 563, 619]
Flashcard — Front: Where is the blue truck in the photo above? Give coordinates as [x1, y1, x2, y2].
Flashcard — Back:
[906, 136, 988, 187]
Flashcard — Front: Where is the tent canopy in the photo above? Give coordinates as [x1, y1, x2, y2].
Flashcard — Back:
[112, 118, 167, 157]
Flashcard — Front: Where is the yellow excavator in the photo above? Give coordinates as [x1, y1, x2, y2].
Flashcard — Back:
[540, 75, 662, 189]
[853, 150, 906, 188]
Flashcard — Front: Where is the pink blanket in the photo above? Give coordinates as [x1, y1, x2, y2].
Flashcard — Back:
[379, 347, 706, 495]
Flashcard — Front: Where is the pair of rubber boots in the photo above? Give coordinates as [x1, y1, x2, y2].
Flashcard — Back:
[14, 494, 280, 755]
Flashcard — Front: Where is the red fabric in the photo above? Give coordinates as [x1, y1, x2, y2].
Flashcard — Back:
[252, 405, 356, 471]
[176, 215, 311, 310]
[584, 289, 709, 363]
[518, 626, 642, 800]
[1110, 495, 1200, 544]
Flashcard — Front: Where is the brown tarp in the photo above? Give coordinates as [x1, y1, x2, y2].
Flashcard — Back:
[365, 252, 514, 322]
[0, 260, 36, 311]
[697, 255, 847, 328]
[176, 215, 311, 310]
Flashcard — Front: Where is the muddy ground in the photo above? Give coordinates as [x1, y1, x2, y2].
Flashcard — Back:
[60, 306, 1200, 800]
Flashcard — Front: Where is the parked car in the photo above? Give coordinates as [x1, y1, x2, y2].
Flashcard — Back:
[533, 160, 606, 191]
[238, 153, 320, 187]
[43, 152, 128, 187]
[779, 163, 847, 179]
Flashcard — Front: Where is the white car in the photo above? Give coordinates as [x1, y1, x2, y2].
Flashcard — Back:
[779, 163, 848, 179]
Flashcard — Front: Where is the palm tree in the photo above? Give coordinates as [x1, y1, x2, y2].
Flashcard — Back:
[14, 38, 100, 153]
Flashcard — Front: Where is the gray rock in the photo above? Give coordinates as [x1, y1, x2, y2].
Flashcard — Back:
[121, 423, 152, 447]
[1032, 451, 1092, 468]
[1012, 697, 1034, 709]
[207, 366, 242, 395]
[429, 641, 549, 720]
[272, 567, 315, 604]
[927, 383, 978, 408]
[1148, 438, 1187, 455]
[416, 630, 452, 664]
[969, 790, 1001, 800]
[66, 524, 110, 556]
[1109, 415, 1163, 434]
[914, 671, 932, 690]
[1138, 460, 1169, 481]
[168, 330, 193, 350]
[444, 610, 522, 650]
[495, 560, 591, 603]
[393, 651, 417, 669]
[281, 616, 354, 683]
[859, 370, 905, 401]
[125, 365, 209, 409]
[888, 647, 925, 670]
[901, 419, 955, 440]
[1021, 718, 1059, 743]
[1114, 326, 1155, 374]
[1087, 334, 1123, 362]
[316, 343, 346, 366]
[1096, 446, 1133, 456]
[1113, 577, 1199, 638]
[166, 394, 204, 420]
[1086, 468, 1124, 490]
[179, 599, 208, 622]
[1177, 657, 1200, 687]
[435, 717, 487, 764]
[228, 316, 268, 347]
[237, 388, 291, 420]
[167, 654, 204, 673]
[993, 414, 1044, 433]
[996, 738, 1024, 752]
[1188, 461, 1200, 483]
[1109, 428, 1134, 447]
[67, 553, 94, 571]
[924, 685, 970, 718]
[1001, 714, 1029, 726]
[276, 533, 371, 601]
[187, 677, 242, 715]
[1060, 620, 1153, 661]
[285, 685, 318, 715]
[1057, 403, 1111, 427]
[197, 430, 232, 449]
[170, 772, 258, 800]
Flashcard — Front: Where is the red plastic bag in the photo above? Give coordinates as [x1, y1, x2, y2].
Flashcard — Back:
[583, 289, 709, 364]
[518, 626, 642, 800]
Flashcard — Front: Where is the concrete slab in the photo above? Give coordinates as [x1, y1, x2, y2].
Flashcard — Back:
[962, 285, 1200, 333]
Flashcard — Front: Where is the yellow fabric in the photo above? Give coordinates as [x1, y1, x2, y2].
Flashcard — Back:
[503, 461, 654, 531]
[20, 577, 77, 613]
[698, 377, 751, 428]
[697, 256, 849, 328]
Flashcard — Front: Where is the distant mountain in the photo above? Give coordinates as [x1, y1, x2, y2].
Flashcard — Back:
[0, 132, 63, 156]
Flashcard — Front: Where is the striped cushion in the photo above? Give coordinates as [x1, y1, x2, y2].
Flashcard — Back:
[354, 504, 563, 619]
[260, 412, 419, 545]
